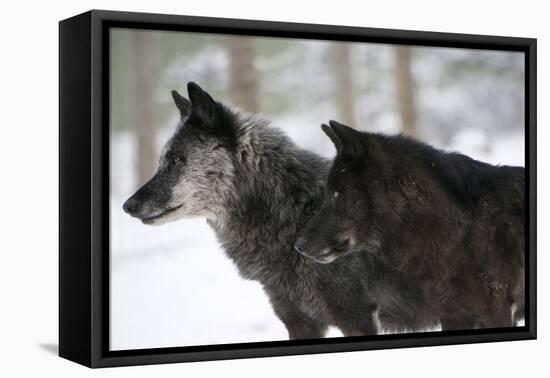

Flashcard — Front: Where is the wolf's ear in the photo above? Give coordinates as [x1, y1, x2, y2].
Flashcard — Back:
[327, 120, 364, 158]
[171, 90, 191, 117]
[187, 82, 217, 125]
[321, 123, 342, 153]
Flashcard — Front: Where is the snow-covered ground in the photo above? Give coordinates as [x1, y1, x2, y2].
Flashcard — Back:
[110, 205, 288, 350]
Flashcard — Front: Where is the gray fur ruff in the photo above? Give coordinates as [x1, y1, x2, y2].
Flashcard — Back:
[206, 116, 389, 338]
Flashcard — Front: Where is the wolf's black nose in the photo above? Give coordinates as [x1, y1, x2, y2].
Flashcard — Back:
[294, 237, 308, 254]
[123, 198, 139, 215]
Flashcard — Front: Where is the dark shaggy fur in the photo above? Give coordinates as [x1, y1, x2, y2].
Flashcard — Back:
[124, 83, 395, 338]
[296, 120, 525, 330]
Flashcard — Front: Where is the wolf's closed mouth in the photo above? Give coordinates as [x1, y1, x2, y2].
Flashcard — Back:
[141, 204, 183, 223]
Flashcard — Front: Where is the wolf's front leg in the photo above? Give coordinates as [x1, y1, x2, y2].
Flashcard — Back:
[269, 296, 327, 340]
[335, 308, 379, 336]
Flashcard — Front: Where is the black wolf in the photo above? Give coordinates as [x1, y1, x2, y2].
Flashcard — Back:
[296, 120, 525, 330]
[124, 83, 390, 338]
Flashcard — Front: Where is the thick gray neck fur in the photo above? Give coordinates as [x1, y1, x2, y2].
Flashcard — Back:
[208, 121, 329, 284]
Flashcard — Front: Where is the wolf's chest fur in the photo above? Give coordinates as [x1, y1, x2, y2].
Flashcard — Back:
[207, 151, 334, 321]
[212, 217, 332, 322]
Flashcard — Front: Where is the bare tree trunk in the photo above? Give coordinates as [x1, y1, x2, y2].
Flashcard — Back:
[333, 43, 356, 127]
[134, 31, 156, 186]
[228, 36, 259, 113]
[395, 46, 417, 137]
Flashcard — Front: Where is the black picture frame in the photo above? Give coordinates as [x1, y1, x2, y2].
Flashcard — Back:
[59, 9, 537, 368]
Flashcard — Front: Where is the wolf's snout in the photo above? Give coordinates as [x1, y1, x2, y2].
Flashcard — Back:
[122, 197, 140, 216]
[294, 236, 308, 255]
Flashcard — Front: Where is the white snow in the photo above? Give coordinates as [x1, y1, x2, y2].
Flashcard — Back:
[110, 203, 289, 349]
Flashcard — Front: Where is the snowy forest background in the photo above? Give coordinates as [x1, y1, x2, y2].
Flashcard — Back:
[109, 28, 525, 351]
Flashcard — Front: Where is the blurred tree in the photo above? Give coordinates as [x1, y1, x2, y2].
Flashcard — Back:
[134, 31, 157, 186]
[110, 29, 137, 133]
[395, 46, 417, 137]
[333, 43, 356, 127]
[227, 36, 259, 112]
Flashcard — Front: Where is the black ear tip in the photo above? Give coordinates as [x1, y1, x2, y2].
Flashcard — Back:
[171, 89, 180, 98]
[187, 81, 201, 93]
[329, 120, 344, 128]
[320, 123, 331, 132]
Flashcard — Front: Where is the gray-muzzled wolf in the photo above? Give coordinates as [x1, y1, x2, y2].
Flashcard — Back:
[123, 83, 417, 338]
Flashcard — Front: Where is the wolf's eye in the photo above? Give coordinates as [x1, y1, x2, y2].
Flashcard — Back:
[170, 156, 184, 167]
